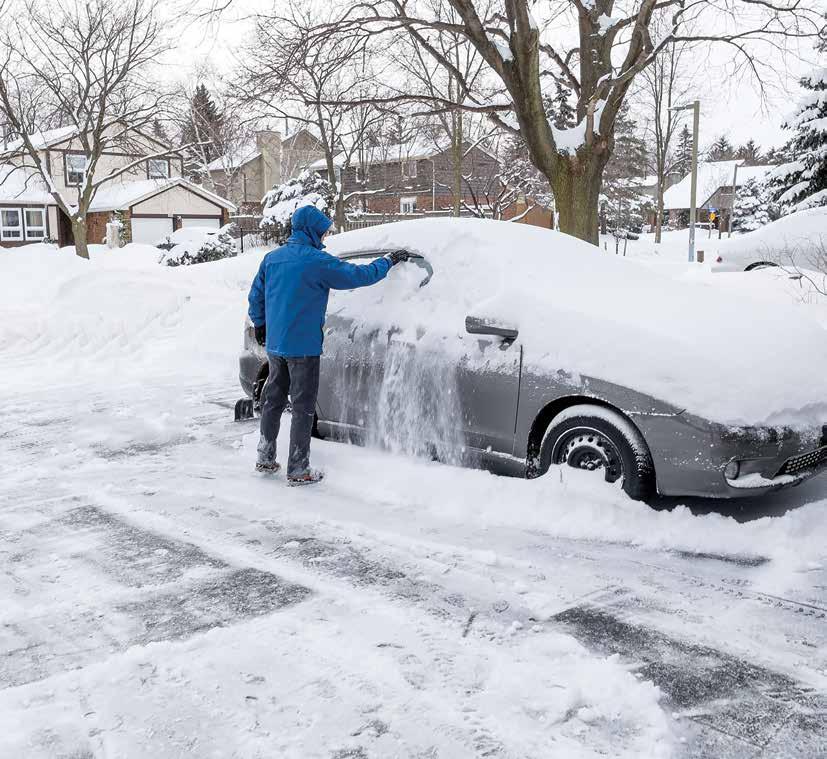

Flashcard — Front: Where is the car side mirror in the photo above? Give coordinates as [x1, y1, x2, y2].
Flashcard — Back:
[465, 316, 519, 341]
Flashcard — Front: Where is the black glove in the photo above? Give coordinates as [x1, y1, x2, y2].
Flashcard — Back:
[386, 249, 410, 266]
[254, 323, 266, 346]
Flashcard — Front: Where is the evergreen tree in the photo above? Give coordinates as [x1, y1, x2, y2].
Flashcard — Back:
[708, 134, 735, 161]
[674, 124, 693, 176]
[763, 146, 787, 165]
[152, 118, 170, 145]
[767, 26, 827, 213]
[601, 102, 650, 233]
[545, 81, 576, 130]
[260, 170, 335, 244]
[181, 84, 224, 181]
[736, 139, 762, 165]
[732, 177, 772, 232]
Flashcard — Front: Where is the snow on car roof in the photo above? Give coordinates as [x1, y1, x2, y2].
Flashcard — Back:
[707, 206, 827, 263]
[326, 218, 827, 428]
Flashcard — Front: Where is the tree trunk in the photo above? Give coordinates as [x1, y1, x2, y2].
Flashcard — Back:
[72, 219, 90, 260]
[551, 158, 604, 245]
[334, 194, 345, 232]
[453, 109, 462, 217]
[654, 183, 664, 244]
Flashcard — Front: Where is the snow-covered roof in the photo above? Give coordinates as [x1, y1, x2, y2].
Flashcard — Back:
[207, 129, 322, 173]
[1, 126, 79, 154]
[88, 177, 236, 212]
[308, 136, 496, 172]
[662, 161, 775, 210]
[0, 165, 54, 204]
[206, 144, 261, 172]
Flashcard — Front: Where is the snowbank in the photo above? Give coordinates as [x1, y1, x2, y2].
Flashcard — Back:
[325, 218, 827, 427]
[0, 242, 262, 391]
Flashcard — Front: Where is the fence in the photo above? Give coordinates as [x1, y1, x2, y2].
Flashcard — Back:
[229, 215, 269, 252]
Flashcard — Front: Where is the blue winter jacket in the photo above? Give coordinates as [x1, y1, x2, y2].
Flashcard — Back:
[247, 205, 391, 357]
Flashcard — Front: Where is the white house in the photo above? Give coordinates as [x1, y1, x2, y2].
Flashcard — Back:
[0, 126, 236, 247]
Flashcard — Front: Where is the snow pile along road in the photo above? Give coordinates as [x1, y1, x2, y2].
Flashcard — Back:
[0, 243, 261, 391]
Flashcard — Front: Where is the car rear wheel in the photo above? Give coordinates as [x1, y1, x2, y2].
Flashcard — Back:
[538, 404, 655, 501]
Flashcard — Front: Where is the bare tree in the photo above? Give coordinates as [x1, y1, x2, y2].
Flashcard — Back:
[313, 0, 823, 244]
[0, 0, 187, 259]
[637, 19, 695, 243]
[773, 240, 827, 298]
[169, 74, 255, 198]
[394, 10, 495, 216]
[237, 2, 390, 230]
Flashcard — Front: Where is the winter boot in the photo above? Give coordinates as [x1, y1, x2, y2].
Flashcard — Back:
[287, 468, 324, 487]
[255, 460, 282, 474]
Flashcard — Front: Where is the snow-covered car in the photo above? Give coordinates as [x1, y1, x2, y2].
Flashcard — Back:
[239, 218, 827, 501]
[709, 207, 827, 272]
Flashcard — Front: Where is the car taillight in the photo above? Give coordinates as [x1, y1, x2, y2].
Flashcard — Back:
[716, 256, 723, 263]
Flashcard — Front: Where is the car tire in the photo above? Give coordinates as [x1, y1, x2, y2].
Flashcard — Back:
[537, 404, 655, 501]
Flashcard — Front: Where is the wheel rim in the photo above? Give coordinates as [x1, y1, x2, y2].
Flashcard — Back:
[551, 427, 623, 483]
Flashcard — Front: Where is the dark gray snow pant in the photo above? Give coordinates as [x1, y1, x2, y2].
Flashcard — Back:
[257, 355, 320, 478]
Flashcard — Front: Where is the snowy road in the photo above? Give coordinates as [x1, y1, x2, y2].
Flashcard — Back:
[1, 378, 825, 759]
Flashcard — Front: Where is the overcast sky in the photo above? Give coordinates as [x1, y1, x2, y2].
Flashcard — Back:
[172, 1, 818, 152]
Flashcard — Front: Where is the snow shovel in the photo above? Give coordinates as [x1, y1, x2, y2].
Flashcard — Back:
[234, 398, 255, 421]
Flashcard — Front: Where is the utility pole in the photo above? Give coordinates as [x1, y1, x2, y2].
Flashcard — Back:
[728, 162, 739, 238]
[670, 100, 701, 262]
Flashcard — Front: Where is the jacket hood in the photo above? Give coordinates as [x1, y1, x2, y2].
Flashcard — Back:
[288, 205, 333, 249]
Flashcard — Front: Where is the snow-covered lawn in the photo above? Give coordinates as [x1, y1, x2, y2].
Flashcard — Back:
[1, 240, 825, 758]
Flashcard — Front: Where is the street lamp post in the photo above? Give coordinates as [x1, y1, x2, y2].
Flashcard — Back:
[670, 100, 701, 262]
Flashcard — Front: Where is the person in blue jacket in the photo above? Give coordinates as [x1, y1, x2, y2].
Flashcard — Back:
[248, 204, 408, 485]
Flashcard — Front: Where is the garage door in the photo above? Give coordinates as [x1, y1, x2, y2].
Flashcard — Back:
[131, 217, 173, 244]
[180, 217, 221, 229]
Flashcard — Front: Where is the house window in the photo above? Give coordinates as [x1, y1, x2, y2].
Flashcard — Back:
[65, 154, 87, 186]
[356, 164, 369, 183]
[0, 208, 22, 240]
[24, 208, 46, 240]
[401, 160, 417, 178]
[147, 158, 170, 179]
[400, 196, 417, 214]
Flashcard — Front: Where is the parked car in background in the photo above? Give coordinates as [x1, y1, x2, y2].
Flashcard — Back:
[238, 219, 827, 502]
[709, 207, 827, 272]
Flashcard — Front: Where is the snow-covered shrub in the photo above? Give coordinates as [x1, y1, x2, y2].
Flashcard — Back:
[114, 210, 131, 245]
[161, 225, 237, 267]
[732, 177, 773, 232]
[260, 170, 334, 245]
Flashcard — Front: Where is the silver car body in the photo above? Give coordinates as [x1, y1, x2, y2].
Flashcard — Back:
[240, 224, 827, 499]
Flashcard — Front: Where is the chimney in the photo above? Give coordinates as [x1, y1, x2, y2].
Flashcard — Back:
[256, 130, 282, 191]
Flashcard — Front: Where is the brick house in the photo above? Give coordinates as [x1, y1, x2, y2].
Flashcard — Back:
[310, 138, 508, 216]
[0, 125, 236, 247]
[207, 128, 325, 214]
